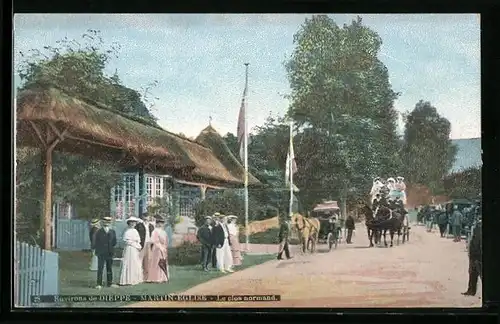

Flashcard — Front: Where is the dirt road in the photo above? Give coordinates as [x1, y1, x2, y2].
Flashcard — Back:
[128, 224, 481, 308]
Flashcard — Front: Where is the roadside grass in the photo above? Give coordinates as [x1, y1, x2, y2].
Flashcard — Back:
[56, 250, 274, 308]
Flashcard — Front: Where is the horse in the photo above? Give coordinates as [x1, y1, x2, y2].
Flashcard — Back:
[356, 203, 378, 247]
[291, 213, 320, 253]
[356, 202, 404, 247]
[373, 205, 405, 247]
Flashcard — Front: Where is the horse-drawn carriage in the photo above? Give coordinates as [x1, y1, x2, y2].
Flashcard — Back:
[309, 201, 343, 251]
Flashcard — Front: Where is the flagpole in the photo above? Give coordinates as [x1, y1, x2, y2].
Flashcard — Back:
[244, 63, 250, 252]
[289, 121, 293, 217]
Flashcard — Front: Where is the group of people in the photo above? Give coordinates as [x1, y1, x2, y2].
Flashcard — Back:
[417, 201, 481, 242]
[196, 213, 243, 273]
[417, 200, 482, 297]
[370, 176, 407, 206]
[88, 212, 169, 289]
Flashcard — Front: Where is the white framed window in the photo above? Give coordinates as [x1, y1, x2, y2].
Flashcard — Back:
[113, 174, 137, 220]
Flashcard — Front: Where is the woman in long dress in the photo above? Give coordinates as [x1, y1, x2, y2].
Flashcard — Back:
[119, 217, 143, 286]
[226, 215, 242, 268]
[145, 215, 169, 283]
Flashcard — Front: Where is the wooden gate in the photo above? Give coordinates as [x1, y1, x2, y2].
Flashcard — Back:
[15, 241, 59, 307]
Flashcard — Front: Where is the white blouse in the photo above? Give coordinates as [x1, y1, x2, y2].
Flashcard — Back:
[227, 223, 238, 236]
[123, 228, 142, 250]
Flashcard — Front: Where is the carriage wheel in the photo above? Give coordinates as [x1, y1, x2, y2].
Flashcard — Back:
[327, 233, 334, 251]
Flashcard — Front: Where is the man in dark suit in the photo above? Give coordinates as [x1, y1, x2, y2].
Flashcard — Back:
[92, 216, 117, 289]
[462, 210, 482, 296]
[277, 214, 292, 260]
[345, 214, 355, 244]
[197, 216, 214, 272]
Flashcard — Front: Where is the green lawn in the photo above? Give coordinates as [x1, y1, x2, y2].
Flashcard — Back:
[57, 250, 274, 307]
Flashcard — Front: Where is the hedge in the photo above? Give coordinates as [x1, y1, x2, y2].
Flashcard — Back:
[239, 228, 300, 245]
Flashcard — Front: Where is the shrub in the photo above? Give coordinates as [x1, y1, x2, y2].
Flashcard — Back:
[168, 241, 201, 266]
[240, 228, 300, 245]
[253, 205, 279, 221]
[194, 191, 260, 227]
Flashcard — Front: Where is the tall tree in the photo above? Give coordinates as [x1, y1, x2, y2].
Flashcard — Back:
[401, 100, 457, 193]
[284, 15, 401, 209]
[16, 30, 159, 245]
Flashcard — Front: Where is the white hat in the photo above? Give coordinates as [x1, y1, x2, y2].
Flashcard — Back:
[397, 176, 404, 180]
[126, 216, 142, 223]
[387, 177, 395, 182]
[204, 215, 213, 220]
[227, 215, 238, 220]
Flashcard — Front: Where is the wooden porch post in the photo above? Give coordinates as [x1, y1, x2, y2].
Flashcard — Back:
[29, 121, 68, 250]
[43, 146, 54, 250]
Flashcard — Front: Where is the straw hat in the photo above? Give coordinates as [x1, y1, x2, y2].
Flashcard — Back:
[227, 215, 238, 220]
[212, 212, 223, 219]
[90, 219, 100, 226]
[101, 216, 112, 223]
[204, 215, 213, 220]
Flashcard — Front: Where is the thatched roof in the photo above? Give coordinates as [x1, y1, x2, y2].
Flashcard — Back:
[16, 85, 259, 186]
[195, 125, 261, 186]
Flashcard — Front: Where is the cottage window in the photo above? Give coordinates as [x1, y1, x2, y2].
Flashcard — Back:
[155, 176, 163, 197]
[113, 174, 137, 220]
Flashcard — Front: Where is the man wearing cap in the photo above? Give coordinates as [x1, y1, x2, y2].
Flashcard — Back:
[212, 213, 233, 273]
[197, 216, 214, 272]
[277, 214, 292, 260]
[462, 209, 482, 296]
[89, 219, 100, 271]
[93, 217, 118, 289]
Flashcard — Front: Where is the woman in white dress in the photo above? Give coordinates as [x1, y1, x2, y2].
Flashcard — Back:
[119, 216, 144, 286]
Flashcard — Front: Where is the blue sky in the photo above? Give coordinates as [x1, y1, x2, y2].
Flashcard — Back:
[13, 14, 480, 139]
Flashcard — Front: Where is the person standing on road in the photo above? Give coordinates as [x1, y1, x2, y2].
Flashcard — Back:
[437, 209, 449, 238]
[277, 214, 293, 260]
[451, 206, 464, 242]
[345, 214, 355, 244]
[462, 209, 482, 296]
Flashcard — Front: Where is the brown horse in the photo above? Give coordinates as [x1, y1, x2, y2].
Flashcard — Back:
[291, 213, 320, 253]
